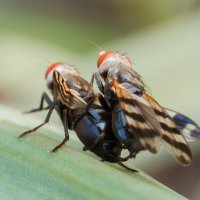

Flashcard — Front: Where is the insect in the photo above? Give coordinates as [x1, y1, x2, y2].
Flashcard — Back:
[92, 50, 200, 165]
[18, 63, 136, 172]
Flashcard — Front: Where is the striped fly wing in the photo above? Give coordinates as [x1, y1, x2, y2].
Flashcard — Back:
[166, 108, 200, 142]
[143, 92, 192, 165]
[53, 70, 87, 109]
[112, 80, 162, 154]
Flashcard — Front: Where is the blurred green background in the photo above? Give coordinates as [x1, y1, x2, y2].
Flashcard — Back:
[0, 0, 200, 199]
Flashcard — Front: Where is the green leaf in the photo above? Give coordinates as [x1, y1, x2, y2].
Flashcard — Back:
[0, 105, 188, 200]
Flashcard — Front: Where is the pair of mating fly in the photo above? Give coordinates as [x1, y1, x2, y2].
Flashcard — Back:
[19, 51, 200, 172]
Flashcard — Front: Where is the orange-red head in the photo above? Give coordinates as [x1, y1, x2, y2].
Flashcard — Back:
[97, 51, 115, 68]
[45, 62, 79, 88]
[97, 50, 132, 79]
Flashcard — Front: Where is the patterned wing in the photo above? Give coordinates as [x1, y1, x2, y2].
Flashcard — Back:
[166, 108, 200, 142]
[143, 92, 192, 165]
[112, 80, 162, 154]
[53, 70, 87, 109]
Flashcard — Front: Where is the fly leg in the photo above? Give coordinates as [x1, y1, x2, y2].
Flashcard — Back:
[118, 162, 138, 173]
[83, 72, 103, 101]
[117, 151, 136, 163]
[112, 145, 138, 172]
[95, 93, 110, 111]
[82, 73, 95, 102]
[18, 99, 58, 139]
[51, 109, 69, 153]
[117, 149, 138, 173]
[23, 92, 52, 113]
[94, 72, 104, 94]
[83, 72, 104, 101]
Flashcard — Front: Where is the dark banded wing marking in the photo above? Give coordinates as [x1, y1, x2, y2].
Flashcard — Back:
[112, 80, 162, 153]
[143, 92, 192, 165]
[53, 70, 87, 109]
[166, 108, 200, 142]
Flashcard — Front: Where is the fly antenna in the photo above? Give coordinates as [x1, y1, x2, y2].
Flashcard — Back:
[85, 39, 104, 52]
[37, 56, 52, 65]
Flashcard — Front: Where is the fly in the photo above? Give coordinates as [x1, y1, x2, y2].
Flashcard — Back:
[91, 50, 200, 166]
[18, 62, 137, 172]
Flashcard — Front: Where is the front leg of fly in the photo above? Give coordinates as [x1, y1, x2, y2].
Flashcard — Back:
[23, 92, 52, 113]
[95, 93, 110, 112]
[94, 72, 105, 94]
[18, 77, 64, 148]
[81, 73, 96, 102]
[18, 99, 58, 139]
[51, 108, 69, 153]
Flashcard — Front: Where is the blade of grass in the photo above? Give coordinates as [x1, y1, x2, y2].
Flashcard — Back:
[0, 105, 188, 200]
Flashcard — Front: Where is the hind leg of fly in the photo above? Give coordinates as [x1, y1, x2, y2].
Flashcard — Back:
[23, 92, 52, 113]
[51, 109, 69, 153]
[18, 99, 58, 139]
[117, 162, 138, 173]
[117, 149, 138, 173]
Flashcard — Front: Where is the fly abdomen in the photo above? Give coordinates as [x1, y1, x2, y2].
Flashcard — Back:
[112, 104, 143, 154]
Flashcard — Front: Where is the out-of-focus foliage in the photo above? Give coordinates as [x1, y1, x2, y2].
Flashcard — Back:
[0, 0, 199, 52]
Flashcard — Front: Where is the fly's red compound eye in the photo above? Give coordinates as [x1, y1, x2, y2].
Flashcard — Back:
[45, 62, 64, 79]
[97, 51, 115, 68]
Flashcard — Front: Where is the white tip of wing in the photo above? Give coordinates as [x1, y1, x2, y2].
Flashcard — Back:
[166, 108, 200, 142]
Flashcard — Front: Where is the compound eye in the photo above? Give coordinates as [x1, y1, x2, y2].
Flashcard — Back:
[45, 62, 64, 79]
[97, 51, 115, 68]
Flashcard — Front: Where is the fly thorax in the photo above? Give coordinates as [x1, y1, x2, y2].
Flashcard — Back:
[99, 55, 120, 79]
[120, 56, 132, 68]
[107, 65, 119, 79]
[46, 64, 79, 88]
